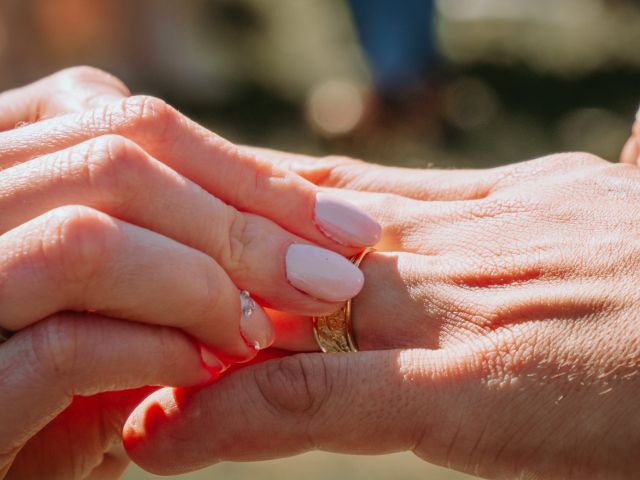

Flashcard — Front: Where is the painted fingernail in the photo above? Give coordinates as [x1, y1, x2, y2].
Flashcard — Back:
[239, 291, 275, 351]
[285, 244, 364, 302]
[314, 192, 381, 247]
[199, 345, 228, 377]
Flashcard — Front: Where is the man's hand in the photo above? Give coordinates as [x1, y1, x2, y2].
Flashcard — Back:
[124, 152, 640, 480]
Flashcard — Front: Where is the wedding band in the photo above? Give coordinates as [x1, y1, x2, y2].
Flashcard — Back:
[312, 247, 374, 353]
[0, 328, 14, 345]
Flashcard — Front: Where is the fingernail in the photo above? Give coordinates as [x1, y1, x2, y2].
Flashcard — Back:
[239, 291, 275, 351]
[199, 345, 228, 377]
[285, 244, 364, 302]
[314, 192, 381, 247]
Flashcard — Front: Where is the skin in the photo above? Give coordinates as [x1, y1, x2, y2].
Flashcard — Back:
[0, 68, 372, 479]
[3, 67, 639, 479]
[125, 150, 640, 479]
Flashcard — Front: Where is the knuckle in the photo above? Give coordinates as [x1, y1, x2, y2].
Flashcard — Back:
[237, 146, 298, 205]
[54, 66, 130, 95]
[79, 135, 149, 204]
[40, 206, 118, 285]
[253, 355, 330, 417]
[28, 314, 81, 394]
[245, 153, 288, 198]
[119, 95, 178, 138]
[318, 155, 362, 187]
[216, 207, 248, 273]
[366, 192, 419, 240]
[474, 327, 543, 388]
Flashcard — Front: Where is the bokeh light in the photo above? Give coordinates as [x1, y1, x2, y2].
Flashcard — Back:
[306, 79, 367, 136]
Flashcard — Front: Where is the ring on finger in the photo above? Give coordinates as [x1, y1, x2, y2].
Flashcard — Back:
[312, 247, 374, 353]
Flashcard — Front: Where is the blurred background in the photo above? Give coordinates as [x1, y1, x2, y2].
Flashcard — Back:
[2, 0, 640, 478]
[2, 0, 640, 171]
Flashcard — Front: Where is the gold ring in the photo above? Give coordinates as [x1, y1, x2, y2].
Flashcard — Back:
[312, 247, 374, 353]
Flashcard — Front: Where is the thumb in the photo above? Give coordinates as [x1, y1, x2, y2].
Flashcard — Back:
[0, 66, 129, 130]
[122, 349, 468, 476]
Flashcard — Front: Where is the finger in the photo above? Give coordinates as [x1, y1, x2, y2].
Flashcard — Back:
[122, 349, 473, 476]
[0, 97, 381, 252]
[0, 135, 364, 312]
[0, 66, 129, 131]
[272, 231, 620, 354]
[271, 251, 455, 352]
[0, 205, 269, 359]
[620, 135, 638, 165]
[127, 321, 639, 480]
[305, 188, 478, 255]
[241, 145, 495, 201]
[0, 312, 212, 472]
[245, 147, 610, 202]
[309, 153, 609, 255]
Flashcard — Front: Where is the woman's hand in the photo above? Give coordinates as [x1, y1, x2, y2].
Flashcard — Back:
[0, 69, 380, 479]
[124, 152, 640, 479]
[0, 68, 382, 351]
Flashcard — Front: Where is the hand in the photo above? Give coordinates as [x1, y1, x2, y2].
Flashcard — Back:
[124, 152, 640, 479]
[0, 69, 380, 479]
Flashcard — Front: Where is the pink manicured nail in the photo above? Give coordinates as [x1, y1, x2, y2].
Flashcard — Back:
[285, 244, 364, 302]
[239, 291, 275, 351]
[199, 345, 227, 376]
[315, 192, 381, 247]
